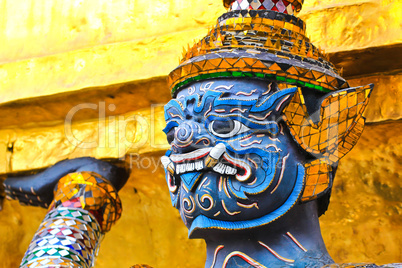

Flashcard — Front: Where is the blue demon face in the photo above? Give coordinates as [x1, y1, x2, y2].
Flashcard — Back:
[163, 79, 305, 237]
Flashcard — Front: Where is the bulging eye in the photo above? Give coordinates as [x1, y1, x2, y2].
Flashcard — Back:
[208, 119, 250, 138]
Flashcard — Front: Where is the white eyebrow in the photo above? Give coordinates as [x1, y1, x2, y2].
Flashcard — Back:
[214, 84, 234, 90]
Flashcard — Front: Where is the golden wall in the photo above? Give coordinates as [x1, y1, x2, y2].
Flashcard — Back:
[0, 0, 400, 267]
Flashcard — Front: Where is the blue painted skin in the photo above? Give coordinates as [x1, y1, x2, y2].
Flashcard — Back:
[163, 78, 333, 267]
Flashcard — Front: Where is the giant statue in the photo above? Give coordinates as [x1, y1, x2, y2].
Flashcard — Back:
[2, 0, 400, 267]
[161, 0, 375, 267]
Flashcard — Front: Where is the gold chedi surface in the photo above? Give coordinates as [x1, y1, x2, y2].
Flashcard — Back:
[299, 0, 402, 53]
[320, 121, 402, 264]
[0, 121, 400, 267]
[0, 0, 400, 267]
[0, 0, 400, 103]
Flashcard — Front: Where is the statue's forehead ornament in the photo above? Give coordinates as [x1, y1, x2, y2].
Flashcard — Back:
[167, 0, 373, 202]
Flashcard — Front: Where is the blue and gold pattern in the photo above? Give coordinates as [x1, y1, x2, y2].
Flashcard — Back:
[163, 79, 307, 235]
[163, 0, 373, 237]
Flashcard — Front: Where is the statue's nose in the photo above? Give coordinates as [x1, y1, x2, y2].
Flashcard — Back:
[175, 122, 193, 144]
[172, 121, 212, 153]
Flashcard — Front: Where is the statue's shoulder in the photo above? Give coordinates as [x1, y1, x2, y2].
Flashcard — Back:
[322, 263, 402, 268]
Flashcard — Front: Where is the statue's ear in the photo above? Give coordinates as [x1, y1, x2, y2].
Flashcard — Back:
[283, 84, 373, 164]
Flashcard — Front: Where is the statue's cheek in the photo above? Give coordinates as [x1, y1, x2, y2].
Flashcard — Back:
[165, 172, 180, 208]
[226, 152, 280, 199]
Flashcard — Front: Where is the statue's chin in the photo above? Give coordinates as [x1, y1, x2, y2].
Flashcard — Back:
[187, 163, 306, 238]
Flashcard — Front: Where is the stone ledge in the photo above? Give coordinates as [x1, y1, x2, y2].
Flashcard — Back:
[0, 69, 400, 174]
[328, 44, 402, 78]
[0, 69, 399, 131]
[0, 106, 169, 174]
[0, 77, 170, 129]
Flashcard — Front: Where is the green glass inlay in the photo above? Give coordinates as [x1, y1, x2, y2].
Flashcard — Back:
[233, 71, 243, 77]
[305, 83, 315, 88]
[243, 73, 254, 77]
[171, 71, 331, 95]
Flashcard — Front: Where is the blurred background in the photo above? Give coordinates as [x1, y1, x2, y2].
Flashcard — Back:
[0, 0, 400, 267]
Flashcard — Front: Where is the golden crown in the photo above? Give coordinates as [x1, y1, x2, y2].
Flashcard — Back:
[168, 0, 348, 96]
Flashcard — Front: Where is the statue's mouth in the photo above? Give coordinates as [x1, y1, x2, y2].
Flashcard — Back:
[161, 143, 253, 182]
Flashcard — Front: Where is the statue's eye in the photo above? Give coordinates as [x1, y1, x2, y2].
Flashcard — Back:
[209, 120, 250, 138]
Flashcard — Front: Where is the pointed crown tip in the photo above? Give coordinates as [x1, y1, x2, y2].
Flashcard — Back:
[223, 0, 303, 15]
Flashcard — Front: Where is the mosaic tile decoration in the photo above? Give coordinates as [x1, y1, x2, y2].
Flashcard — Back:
[229, 0, 296, 15]
[20, 172, 122, 268]
[51, 172, 122, 232]
[223, 0, 304, 13]
[20, 207, 102, 268]
[302, 159, 331, 201]
[168, 4, 346, 96]
[283, 84, 373, 165]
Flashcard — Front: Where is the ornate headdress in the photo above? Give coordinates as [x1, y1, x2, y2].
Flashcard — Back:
[168, 0, 349, 96]
[168, 0, 373, 205]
